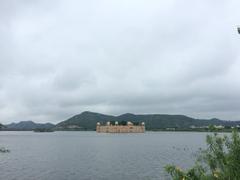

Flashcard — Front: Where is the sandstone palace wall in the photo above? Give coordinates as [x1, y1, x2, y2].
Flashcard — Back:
[96, 124, 145, 133]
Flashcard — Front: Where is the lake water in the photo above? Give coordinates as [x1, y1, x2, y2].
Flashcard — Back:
[0, 131, 211, 180]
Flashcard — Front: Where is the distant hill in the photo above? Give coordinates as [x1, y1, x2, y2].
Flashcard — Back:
[5, 121, 55, 131]
[56, 111, 240, 130]
[0, 123, 5, 130]
[56, 111, 115, 130]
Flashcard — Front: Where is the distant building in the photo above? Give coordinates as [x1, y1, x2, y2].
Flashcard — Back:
[214, 125, 224, 129]
[96, 121, 145, 133]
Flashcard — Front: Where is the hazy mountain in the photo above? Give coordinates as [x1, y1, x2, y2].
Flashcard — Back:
[4, 112, 239, 131]
[5, 121, 55, 131]
[56, 111, 115, 130]
[56, 111, 240, 130]
[0, 123, 5, 130]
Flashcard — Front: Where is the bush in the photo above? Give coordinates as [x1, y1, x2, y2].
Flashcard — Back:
[165, 130, 240, 179]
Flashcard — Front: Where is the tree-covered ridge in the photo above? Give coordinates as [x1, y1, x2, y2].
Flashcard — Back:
[56, 111, 240, 130]
[4, 121, 55, 131]
[0, 123, 5, 129]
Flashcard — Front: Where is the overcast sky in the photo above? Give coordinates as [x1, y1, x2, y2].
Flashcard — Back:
[0, 0, 240, 124]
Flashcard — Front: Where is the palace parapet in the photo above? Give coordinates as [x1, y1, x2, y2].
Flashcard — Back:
[96, 121, 145, 133]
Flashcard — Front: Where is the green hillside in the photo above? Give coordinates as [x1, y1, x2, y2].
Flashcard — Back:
[56, 111, 240, 131]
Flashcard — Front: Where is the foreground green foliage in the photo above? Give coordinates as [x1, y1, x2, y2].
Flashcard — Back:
[165, 130, 240, 179]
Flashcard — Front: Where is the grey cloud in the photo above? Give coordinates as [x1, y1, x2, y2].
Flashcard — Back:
[0, 0, 240, 123]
